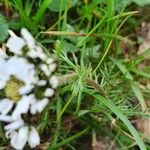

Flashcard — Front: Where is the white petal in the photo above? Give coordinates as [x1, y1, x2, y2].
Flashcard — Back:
[44, 88, 54, 97]
[6, 31, 25, 55]
[49, 76, 59, 89]
[4, 119, 24, 131]
[19, 85, 34, 95]
[21, 28, 35, 49]
[28, 127, 40, 148]
[0, 49, 8, 58]
[27, 49, 37, 58]
[5, 130, 14, 138]
[36, 98, 49, 113]
[49, 63, 57, 72]
[6, 56, 35, 84]
[8, 30, 18, 38]
[10, 132, 18, 149]
[40, 64, 51, 76]
[37, 80, 47, 86]
[12, 95, 31, 119]
[0, 80, 6, 89]
[36, 46, 47, 61]
[0, 59, 9, 81]
[10, 126, 28, 150]
[0, 115, 14, 122]
[46, 58, 54, 64]
[30, 98, 37, 115]
[0, 99, 13, 115]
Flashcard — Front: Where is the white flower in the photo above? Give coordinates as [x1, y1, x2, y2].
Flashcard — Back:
[3, 118, 40, 149]
[37, 80, 47, 86]
[0, 56, 36, 117]
[28, 126, 40, 148]
[12, 95, 32, 119]
[10, 126, 40, 149]
[6, 56, 36, 85]
[0, 58, 9, 89]
[0, 98, 13, 115]
[49, 76, 59, 89]
[46, 58, 54, 64]
[0, 115, 14, 122]
[4, 118, 24, 131]
[0, 56, 36, 91]
[21, 28, 35, 49]
[6, 30, 26, 55]
[0, 28, 59, 149]
[29, 95, 49, 115]
[49, 63, 57, 72]
[44, 88, 54, 97]
[7, 28, 48, 61]
[0, 48, 8, 58]
[10, 126, 28, 150]
[40, 64, 51, 76]
[0, 55, 39, 122]
[12, 94, 49, 118]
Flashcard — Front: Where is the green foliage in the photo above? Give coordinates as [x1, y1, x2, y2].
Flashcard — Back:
[111, 58, 146, 111]
[133, 0, 150, 6]
[1, 0, 150, 149]
[9, 0, 52, 32]
[0, 14, 8, 43]
[91, 91, 146, 150]
[49, 0, 78, 12]
[115, 0, 150, 11]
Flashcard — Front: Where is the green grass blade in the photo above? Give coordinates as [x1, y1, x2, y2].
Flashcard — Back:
[12, 0, 32, 27]
[110, 57, 146, 111]
[76, 15, 107, 47]
[48, 127, 89, 150]
[34, 0, 52, 25]
[110, 57, 133, 80]
[51, 97, 62, 145]
[131, 48, 150, 66]
[130, 81, 147, 110]
[132, 68, 150, 79]
[0, 13, 8, 43]
[85, 89, 146, 150]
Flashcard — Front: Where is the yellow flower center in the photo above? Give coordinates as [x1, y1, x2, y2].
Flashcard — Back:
[5, 76, 24, 103]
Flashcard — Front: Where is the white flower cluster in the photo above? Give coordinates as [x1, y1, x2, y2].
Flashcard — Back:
[0, 28, 58, 149]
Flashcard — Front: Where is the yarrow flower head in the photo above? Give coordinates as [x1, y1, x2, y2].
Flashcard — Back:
[0, 28, 59, 149]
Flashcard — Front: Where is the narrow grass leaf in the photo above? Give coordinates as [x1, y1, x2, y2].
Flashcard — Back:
[0, 14, 8, 43]
[34, 0, 52, 25]
[48, 127, 89, 150]
[90, 92, 146, 150]
[111, 57, 146, 111]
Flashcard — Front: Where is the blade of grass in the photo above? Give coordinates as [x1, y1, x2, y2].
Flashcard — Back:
[12, 0, 32, 27]
[51, 97, 62, 145]
[34, 0, 52, 25]
[24, 0, 35, 16]
[130, 48, 150, 66]
[48, 127, 89, 150]
[107, 11, 139, 21]
[85, 89, 146, 150]
[58, 93, 75, 120]
[76, 15, 107, 47]
[132, 68, 150, 79]
[93, 14, 133, 73]
[110, 57, 146, 111]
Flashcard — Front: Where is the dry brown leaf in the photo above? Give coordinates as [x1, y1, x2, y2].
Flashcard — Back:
[137, 22, 150, 59]
[138, 39, 150, 59]
[62, 116, 76, 131]
[92, 136, 118, 150]
[135, 118, 150, 138]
